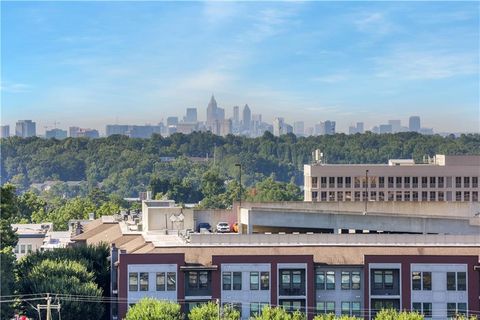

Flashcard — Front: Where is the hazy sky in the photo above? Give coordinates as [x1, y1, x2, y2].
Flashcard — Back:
[2, 1, 479, 134]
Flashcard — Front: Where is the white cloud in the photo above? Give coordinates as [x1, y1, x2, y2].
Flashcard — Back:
[353, 11, 397, 35]
[0, 82, 30, 93]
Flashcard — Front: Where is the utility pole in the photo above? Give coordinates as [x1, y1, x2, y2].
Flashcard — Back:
[37, 293, 61, 320]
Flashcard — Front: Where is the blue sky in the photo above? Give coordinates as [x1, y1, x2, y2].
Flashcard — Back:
[1, 1, 479, 133]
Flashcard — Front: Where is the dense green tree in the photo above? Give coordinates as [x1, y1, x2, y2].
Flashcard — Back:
[18, 259, 104, 320]
[373, 309, 424, 320]
[125, 298, 182, 320]
[0, 248, 16, 319]
[188, 302, 240, 320]
[246, 175, 302, 202]
[252, 306, 305, 320]
[0, 184, 19, 249]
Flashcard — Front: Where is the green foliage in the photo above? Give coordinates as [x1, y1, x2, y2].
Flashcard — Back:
[126, 298, 182, 320]
[246, 174, 302, 202]
[314, 314, 361, 320]
[18, 259, 104, 320]
[0, 248, 16, 319]
[16, 244, 111, 312]
[252, 306, 306, 320]
[0, 184, 19, 249]
[188, 301, 240, 320]
[373, 309, 424, 320]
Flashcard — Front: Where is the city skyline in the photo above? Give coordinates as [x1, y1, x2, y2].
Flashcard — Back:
[2, 1, 479, 133]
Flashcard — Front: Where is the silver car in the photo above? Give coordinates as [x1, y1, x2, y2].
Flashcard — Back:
[216, 222, 230, 233]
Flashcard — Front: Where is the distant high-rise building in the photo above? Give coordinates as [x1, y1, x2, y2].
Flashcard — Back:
[314, 122, 325, 136]
[77, 128, 99, 138]
[388, 120, 401, 133]
[1, 125, 10, 138]
[379, 124, 393, 134]
[206, 95, 218, 127]
[15, 120, 36, 137]
[220, 119, 232, 137]
[293, 121, 304, 136]
[167, 117, 179, 127]
[242, 104, 251, 132]
[233, 106, 240, 125]
[306, 127, 314, 136]
[356, 122, 364, 134]
[45, 128, 67, 139]
[409, 116, 421, 132]
[105, 125, 129, 136]
[324, 120, 336, 135]
[273, 117, 284, 136]
[184, 108, 197, 123]
[348, 125, 357, 135]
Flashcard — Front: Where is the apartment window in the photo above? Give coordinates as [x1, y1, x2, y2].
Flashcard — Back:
[188, 271, 208, 290]
[370, 191, 377, 201]
[316, 302, 325, 315]
[321, 177, 327, 188]
[167, 272, 176, 291]
[438, 191, 445, 201]
[280, 300, 304, 313]
[345, 191, 352, 201]
[473, 191, 478, 202]
[374, 270, 393, 289]
[341, 302, 350, 315]
[316, 271, 325, 290]
[345, 177, 351, 188]
[429, 191, 436, 201]
[379, 191, 385, 201]
[260, 272, 269, 290]
[321, 192, 327, 201]
[412, 191, 418, 201]
[156, 273, 165, 291]
[396, 192, 402, 201]
[250, 303, 260, 317]
[280, 269, 305, 296]
[388, 177, 394, 188]
[337, 176, 343, 188]
[129, 273, 138, 291]
[139, 272, 149, 291]
[464, 177, 470, 188]
[362, 176, 367, 188]
[311, 192, 318, 201]
[326, 271, 335, 290]
[455, 177, 462, 188]
[20, 245, 26, 254]
[352, 272, 361, 290]
[396, 176, 402, 188]
[354, 177, 361, 188]
[14, 245, 19, 254]
[222, 272, 232, 290]
[429, 177, 436, 188]
[448, 302, 467, 318]
[311, 177, 318, 188]
[354, 191, 360, 201]
[447, 191, 453, 201]
[412, 272, 431, 290]
[421, 191, 428, 201]
[472, 177, 478, 188]
[447, 272, 466, 291]
[250, 272, 259, 290]
[27, 244, 32, 253]
[329, 177, 335, 188]
[233, 272, 242, 290]
[438, 176, 444, 188]
[188, 272, 198, 289]
[412, 177, 418, 188]
[328, 191, 335, 201]
[337, 192, 344, 201]
[421, 177, 428, 188]
[326, 302, 335, 314]
[404, 192, 411, 201]
[464, 191, 470, 201]
[413, 302, 432, 318]
[404, 176, 410, 188]
[341, 272, 350, 290]
[370, 176, 377, 188]
[362, 191, 367, 201]
[388, 191, 395, 201]
[379, 176, 385, 188]
[352, 302, 361, 317]
[456, 191, 462, 201]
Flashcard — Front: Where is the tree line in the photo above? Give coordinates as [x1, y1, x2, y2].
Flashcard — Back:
[2, 132, 479, 198]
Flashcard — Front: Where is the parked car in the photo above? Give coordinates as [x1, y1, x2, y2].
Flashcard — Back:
[216, 222, 230, 233]
[196, 222, 212, 233]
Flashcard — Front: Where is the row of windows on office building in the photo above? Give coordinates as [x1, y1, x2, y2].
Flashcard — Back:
[128, 272, 176, 291]
[312, 190, 479, 202]
[412, 271, 467, 291]
[14, 244, 33, 254]
[222, 271, 270, 290]
[411, 302, 468, 319]
[311, 176, 479, 189]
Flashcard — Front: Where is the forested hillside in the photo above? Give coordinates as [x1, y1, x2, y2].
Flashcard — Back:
[2, 131, 479, 197]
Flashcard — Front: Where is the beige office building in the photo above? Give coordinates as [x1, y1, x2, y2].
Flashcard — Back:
[304, 154, 480, 202]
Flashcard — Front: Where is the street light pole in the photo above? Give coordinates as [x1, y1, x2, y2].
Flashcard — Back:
[364, 169, 369, 214]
